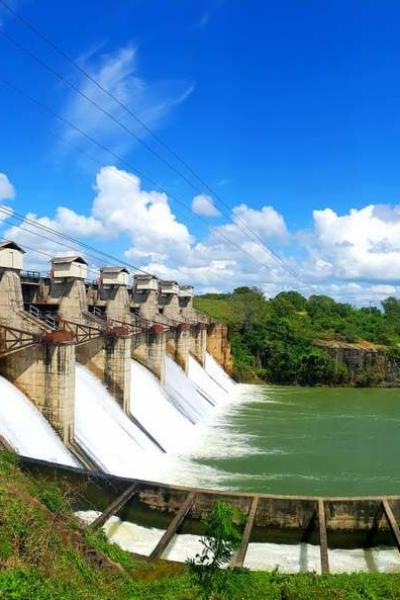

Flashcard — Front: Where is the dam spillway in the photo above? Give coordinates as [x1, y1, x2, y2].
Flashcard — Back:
[0, 375, 77, 466]
[2, 244, 400, 574]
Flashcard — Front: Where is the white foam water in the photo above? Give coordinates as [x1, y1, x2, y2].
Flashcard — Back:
[75, 364, 170, 479]
[74, 364, 229, 487]
[129, 359, 195, 454]
[164, 357, 214, 424]
[76, 511, 400, 573]
[204, 352, 236, 393]
[0, 375, 77, 466]
[188, 355, 229, 406]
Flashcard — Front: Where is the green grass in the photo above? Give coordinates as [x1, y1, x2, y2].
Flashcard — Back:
[2, 451, 400, 598]
[195, 296, 235, 325]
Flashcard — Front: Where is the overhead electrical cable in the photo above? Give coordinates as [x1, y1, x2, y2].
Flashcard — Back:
[0, 76, 293, 278]
[0, 0, 304, 284]
[0, 209, 130, 275]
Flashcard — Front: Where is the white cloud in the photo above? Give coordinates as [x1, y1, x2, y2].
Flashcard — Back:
[60, 45, 194, 157]
[6, 164, 400, 305]
[93, 166, 193, 261]
[211, 204, 289, 246]
[309, 204, 400, 281]
[0, 173, 15, 201]
[191, 194, 220, 217]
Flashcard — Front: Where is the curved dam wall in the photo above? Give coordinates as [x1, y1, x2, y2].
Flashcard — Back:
[20, 456, 400, 536]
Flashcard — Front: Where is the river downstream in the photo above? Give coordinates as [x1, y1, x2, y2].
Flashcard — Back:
[192, 385, 400, 496]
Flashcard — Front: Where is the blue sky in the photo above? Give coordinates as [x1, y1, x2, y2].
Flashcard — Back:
[2, 0, 400, 303]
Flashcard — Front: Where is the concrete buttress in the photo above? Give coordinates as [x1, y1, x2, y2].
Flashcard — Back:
[190, 323, 207, 366]
[132, 326, 166, 384]
[76, 328, 131, 412]
[0, 333, 76, 443]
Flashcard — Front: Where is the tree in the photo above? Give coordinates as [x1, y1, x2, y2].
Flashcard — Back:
[186, 501, 242, 598]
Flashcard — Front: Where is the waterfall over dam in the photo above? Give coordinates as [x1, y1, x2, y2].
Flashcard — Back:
[164, 356, 216, 424]
[0, 248, 237, 486]
[0, 375, 77, 467]
[129, 360, 194, 454]
[0, 349, 236, 485]
[73, 354, 236, 483]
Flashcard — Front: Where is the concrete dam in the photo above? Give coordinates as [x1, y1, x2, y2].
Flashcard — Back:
[1, 240, 400, 574]
[0, 240, 235, 482]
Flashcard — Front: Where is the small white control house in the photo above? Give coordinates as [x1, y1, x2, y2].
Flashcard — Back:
[50, 256, 88, 280]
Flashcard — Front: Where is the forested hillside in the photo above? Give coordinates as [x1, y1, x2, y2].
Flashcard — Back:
[195, 289, 400, 385]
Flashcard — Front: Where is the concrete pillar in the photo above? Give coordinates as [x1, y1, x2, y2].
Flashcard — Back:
[132, 325, 166, 383]
[0, 270, 24, 328]
[102, 285, 131, 322]
[76, 328, 131, 412]
[175, 325, 190, 373]
[104, 331, 131, 412]
[161, 293, 181, 320]
[51, 279, 88, 322]
[136, 289, 159, 320]
[0, 331, 76, 443]
[148, 327, 166, 383]
[190, 323, 207, 366]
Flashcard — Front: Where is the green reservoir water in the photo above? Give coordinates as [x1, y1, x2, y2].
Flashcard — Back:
[195, 385, 400, 497]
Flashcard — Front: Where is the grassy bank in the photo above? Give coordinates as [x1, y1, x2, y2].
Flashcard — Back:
[2, 451, 400, 598]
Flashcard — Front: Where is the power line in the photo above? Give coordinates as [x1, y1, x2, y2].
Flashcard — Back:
[0, 75, 292, 278]
[0, 0, 304, 284]
[1, 208, 127, 275]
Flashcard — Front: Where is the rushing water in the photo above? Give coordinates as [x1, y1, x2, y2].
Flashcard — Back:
[0, 375, 77, 466]
[76, 510, 400, 573]
[193, 384, 400, 496]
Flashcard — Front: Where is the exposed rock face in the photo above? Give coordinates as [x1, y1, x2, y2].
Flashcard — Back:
[315, 339, 400, 385]
[207, 322, 233, 374]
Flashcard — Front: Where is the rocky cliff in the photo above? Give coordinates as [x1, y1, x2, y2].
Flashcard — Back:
[206, 322, 233, 374]
[315, 339, 400, 386]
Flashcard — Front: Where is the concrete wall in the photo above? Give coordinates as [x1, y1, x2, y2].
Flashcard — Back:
[76, 332, 131, 412]
[133, 289, 159, 320]
[132, 328, 166, 383]
[100, 285, 131, 322]
[50, 279, 88, 322]
[0, 336, 75, 443]
[21, 459, 400, 535]
[159, 293, 180, 320]
[189, 323, 207, 366]
[0, 270, 24, 328]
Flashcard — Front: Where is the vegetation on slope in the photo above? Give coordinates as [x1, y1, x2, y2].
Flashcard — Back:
[3, 450, 400, 598]
[195, 288, 400, 384]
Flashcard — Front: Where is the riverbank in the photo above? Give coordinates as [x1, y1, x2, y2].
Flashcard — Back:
[195, 288, 400, 386]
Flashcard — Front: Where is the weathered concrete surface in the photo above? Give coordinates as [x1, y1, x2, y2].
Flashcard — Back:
[21, 458, 400, 535]
[50, 279, 88, 322]
[0, 338, 75, 442]
[76, 332, 131, 412]
[165, 327, 196, 372]
[175, 326, 190, 373]
[132, 328, 166, 383]
[133, 289, 159, 320]
[207, 322, 233, 373]
[100, 285, 131, 322]
[159, 293, 180, 320]
[179, 295, 193, 318]
[0, 270, 24, 328]
[189, 323, 207, 366]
